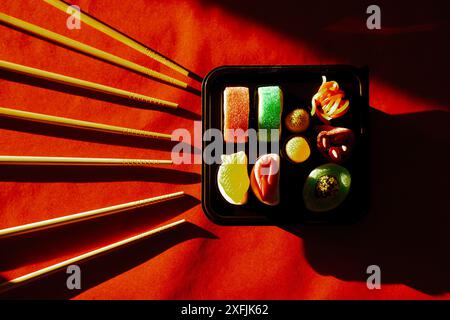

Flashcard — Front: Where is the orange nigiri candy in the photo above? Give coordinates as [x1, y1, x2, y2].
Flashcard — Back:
[223, 87, 249, 143]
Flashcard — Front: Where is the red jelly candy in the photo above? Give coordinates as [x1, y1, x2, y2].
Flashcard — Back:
[316, 126, 355, 163]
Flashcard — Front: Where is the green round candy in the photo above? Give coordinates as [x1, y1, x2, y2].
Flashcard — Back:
[303, 163, 351, 212]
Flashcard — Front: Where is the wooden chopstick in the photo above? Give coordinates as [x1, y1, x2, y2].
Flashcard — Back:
[0, 106, 172, 140]
[0, 219, 187, 294]
[0, 191, 184, 239]
[0, 60, 178, 109]
[0, 12, 189, 89]
[43, 0, 197, 81]
[0, 156, 173, 166]
[0, 193, 185, 238]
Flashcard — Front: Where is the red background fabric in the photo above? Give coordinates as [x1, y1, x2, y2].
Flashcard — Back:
[0, 0, 448, 299]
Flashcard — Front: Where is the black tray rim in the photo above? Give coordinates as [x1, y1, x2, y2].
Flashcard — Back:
[201, 64, 370, 226]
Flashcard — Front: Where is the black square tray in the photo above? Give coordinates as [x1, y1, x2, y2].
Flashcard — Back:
[202, 65, 369, 225]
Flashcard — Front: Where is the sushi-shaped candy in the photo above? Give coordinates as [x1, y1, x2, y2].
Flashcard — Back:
[311, 76, 350, 123]
[285, 136, 311, 164]
[250, 154, 280, 206]
[217, 151, 250, 205]
[285, 108, 310, 133]
[303, 163, 351, 212]
[258, 86, 283, 141]
[316, 126, 355, 163]
[223, 87, 249, 143]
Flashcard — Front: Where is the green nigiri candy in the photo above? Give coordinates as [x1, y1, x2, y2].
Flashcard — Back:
[258, 86, 283, 141]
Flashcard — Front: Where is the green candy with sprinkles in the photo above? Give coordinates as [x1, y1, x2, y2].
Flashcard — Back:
[257, 86, 283, 141]
[303, 163, 351, 212]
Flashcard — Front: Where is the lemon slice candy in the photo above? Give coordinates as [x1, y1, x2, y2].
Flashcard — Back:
[217, 151, 250, 205]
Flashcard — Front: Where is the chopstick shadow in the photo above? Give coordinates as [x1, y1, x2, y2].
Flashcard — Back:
[168, 107, 201, 122]
[0, 117, 201, 152]
[0, 165, 200, 184]
[281, 108, 450, 295]
[0, 71, 201, 120]
[0, 194, 201, 272]
[0, 221, 216, 299]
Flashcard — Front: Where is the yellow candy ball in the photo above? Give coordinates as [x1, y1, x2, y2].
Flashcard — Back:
[285, 136, 311, 163]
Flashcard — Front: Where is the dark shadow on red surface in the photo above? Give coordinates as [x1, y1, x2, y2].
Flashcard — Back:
[0, 194, 200, 272]
[0, 165, 200, 184]
[204, 0, 450, 107]
[202, 0, 450, 293]
[283, 109, 450, 295]
[0, 221, 215, 299]
[0, 117, 179, 152]
[174, 107, 202, 122]
[0, 71, 201, 120]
